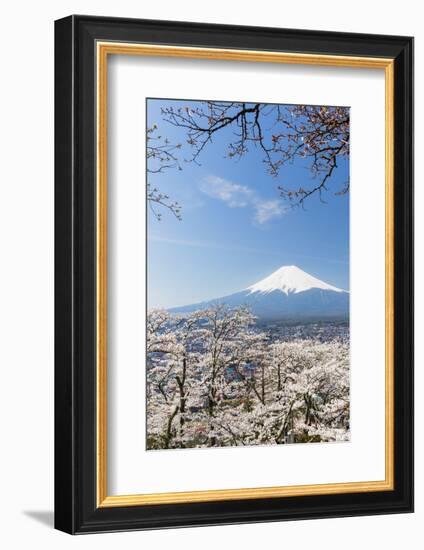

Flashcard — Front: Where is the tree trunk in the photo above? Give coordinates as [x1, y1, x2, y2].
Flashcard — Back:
[277, 363, 282, 392]
[261, 364, 266, 405]
[164, 406, 179, 449]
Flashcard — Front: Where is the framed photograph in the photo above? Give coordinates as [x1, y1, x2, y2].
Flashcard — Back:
[54, 15, 413, 534]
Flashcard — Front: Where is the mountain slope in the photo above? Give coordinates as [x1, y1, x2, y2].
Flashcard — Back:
[169, 265, 349, 321]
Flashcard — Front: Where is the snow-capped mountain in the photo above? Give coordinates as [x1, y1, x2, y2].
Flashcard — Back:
[169, 265, 349, 321]
[246, 265, 345, 295]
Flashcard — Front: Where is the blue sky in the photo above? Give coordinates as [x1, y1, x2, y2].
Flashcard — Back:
[147, 99, 349, 309]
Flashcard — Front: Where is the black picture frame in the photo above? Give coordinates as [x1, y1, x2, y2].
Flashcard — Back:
[55, 14, 413, 534]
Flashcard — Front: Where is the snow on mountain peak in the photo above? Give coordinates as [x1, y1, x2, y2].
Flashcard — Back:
[247, 265, 346, 296]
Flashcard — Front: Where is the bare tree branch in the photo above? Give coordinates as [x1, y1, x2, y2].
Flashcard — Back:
[160, 102, 350, 206]
[147, 124, 183, 220]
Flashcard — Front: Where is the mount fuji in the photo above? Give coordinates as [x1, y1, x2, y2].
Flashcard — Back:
[169, 265, 349, 321]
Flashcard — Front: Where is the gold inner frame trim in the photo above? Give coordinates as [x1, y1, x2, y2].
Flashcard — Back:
[96, 41, 395, 508]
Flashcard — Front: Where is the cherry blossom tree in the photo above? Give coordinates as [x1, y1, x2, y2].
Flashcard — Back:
[146, 306, 350, 450]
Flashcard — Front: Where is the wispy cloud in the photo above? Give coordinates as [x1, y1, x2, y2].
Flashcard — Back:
[148, 235, 348, 265]
[149, 235, 277, 255]
[199, 176, 253, 208]
[254, 200, 286, 224]
[199, 175, 287, 224]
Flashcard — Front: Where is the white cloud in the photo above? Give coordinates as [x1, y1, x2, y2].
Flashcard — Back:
[199, 175, 287, 224]
[200, 176, 253, 208]
[254, 199, 287, 224]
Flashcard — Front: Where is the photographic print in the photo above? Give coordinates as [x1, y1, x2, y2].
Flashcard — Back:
[146, 98, 350, 451]
[55, 18, 413, 532]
